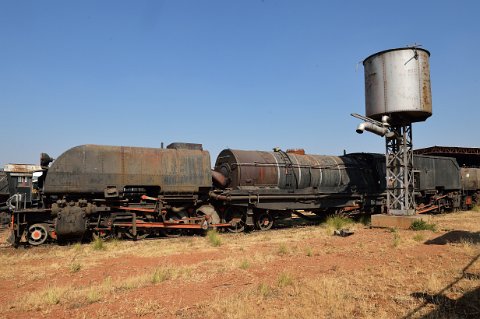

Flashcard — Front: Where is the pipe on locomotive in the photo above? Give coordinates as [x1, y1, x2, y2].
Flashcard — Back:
[211, 170, 228, 188]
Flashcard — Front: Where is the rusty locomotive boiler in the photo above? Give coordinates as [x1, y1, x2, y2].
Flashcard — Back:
[209, 149, 387, 231]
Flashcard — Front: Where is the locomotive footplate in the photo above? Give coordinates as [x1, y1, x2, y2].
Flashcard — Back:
[113, 219, 231, 230]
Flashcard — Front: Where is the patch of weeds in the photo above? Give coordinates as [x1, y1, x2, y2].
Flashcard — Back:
[152, 267, 171, 284]
[239, 260, 250, 270]
[119, 276, 148, 290]
[70, 262, 81, 273]
[410, 220, 436, 231]
[86, 288, 101, 304]
[472, 205, 480, 212]
[306, 247, 313, 257]
[207, 230, 222, 247]
[277, 273, 293, 288]
[277, 243, 288, 255]
[91, 237, 105, 251]
[43, 287, 63, 305]
[72, 242, 82, 252]
[325, 216, 353, 230]
[392, 230, 401, 247]
[102, 276, 113, 292]
[257, 283, 272, 297]
[413, 233, 425, 242]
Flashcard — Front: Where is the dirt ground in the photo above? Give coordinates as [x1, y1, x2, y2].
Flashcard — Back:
[0, 211, 479, 319]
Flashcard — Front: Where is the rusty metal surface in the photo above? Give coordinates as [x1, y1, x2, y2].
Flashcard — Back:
[461, 167, 480, 191]
[211, 170, 228, 188]
[113, 221, 231, 229]
[44, 144, 212, 195]
[4, 164, 42, 173]
[0, 171, 9, 198]
[286, 149, 305, 155]
[363, 47, 432, 124]
[413, 155, 461, 192]
[214, 149, 384, 194]
[166, 142, 203, 150]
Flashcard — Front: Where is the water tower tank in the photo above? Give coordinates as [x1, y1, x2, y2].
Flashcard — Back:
[363, 47, 432, 124]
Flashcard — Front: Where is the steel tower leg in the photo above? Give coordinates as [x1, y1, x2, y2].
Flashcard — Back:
[386, 124, 415, 215]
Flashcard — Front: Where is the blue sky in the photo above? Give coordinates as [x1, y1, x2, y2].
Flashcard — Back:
[1, 1, 479, 166]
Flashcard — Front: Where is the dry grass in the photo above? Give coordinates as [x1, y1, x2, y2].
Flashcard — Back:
[1, 210, 479, 318]
[69, 262, 81, 273]
[133, 298, 165, 317]
[277, 243, 289, 255]
[11, 264, 198, 311]
[239, 259, 250, 270]
[433, 210, 480, 232]
[277, 272, 293, 288]
[197, 276, 382, 319]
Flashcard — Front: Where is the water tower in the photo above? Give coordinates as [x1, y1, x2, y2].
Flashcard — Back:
[353, 46, 432, 215]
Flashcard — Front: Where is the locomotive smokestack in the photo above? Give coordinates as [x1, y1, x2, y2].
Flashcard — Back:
[40, 153, 54, 168]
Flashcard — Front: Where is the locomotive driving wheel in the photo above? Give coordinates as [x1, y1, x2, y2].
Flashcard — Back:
[123, 228, 151, 240]
[28, 224, 49, 245]
[161, 211, 184, 238]
[255, 210, 274, 231]
[224, 206, 246, 233]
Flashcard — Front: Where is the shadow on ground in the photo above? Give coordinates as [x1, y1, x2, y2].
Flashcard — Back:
[405, 253, 480, 319]
[411, 287, 480, 318]
[425, 230, 480, 245]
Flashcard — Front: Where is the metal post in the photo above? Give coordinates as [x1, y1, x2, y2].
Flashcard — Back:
[386, 124, 415, 215]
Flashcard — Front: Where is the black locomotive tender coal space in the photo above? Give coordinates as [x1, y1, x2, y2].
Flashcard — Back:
[2, 142, 479, 246]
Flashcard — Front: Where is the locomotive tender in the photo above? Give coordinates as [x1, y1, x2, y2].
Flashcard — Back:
[9, 143, 224, 246]
[3, 143, 479, 246]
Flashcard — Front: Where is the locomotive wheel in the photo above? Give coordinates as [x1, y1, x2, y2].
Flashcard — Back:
[224, 207, 246, 233]
[161, 229, 182, 238]
[255, 211, 274, 231]
[123, 229, 150, 240]
[28, 224, 49, 246]
[162, 212, 184, 237]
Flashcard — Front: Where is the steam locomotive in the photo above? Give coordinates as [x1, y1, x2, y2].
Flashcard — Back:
[2, 143, 479, 246]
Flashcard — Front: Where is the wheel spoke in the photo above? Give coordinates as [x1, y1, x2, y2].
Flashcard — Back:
[255, 211, 274, 231]
[225, 207, 246, 233]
